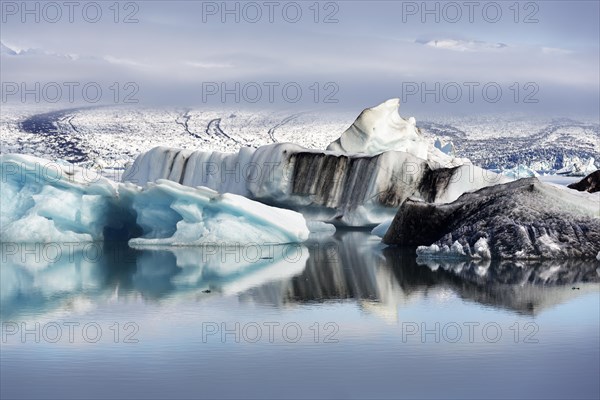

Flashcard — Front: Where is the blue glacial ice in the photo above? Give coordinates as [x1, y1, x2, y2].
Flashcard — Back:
[1, 154, 132, 243]
[1, 154, 309, 245]
[126, 179, 309, 246]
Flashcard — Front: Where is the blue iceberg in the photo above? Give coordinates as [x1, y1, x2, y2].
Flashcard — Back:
[1, 154, 310, 245]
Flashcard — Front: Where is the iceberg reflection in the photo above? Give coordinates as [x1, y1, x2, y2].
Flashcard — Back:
[1, 233, 599, 320]
[245, 233, 600, 316]
[0, 242, 308, 319]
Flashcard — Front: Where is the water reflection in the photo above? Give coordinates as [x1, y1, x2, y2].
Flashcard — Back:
[246, 232, 600, 317]
[2, 233, 599, 320]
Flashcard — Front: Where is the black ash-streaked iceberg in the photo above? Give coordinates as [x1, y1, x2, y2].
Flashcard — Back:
[568, 170, 599, 193]
[383, 178, 600, 259]
[123, 99, 506, 227]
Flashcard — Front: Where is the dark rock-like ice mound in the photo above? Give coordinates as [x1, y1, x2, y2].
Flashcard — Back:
[383, 178, 600, 259]
[568, 170, 600, 193]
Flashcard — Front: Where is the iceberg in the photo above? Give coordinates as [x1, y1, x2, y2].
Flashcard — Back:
[500, 164, 539, 180]
[568, 170, 599, 193]
[1, 153, 134, 243]
[127, 179, 309, 246]
[383, 178, 600, 259]
[123, 100, 506, 227]
[1, 154, 309, 245]
[556, 156, 598, 176]
[122, 144, 505, 227]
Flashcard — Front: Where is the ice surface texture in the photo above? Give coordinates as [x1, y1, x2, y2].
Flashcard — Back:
[556, 157, 597, 177]
[383, 178, 600, 259]
[1, 154, 309, 245]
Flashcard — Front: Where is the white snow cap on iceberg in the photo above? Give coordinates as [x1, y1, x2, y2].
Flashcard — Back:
[327, 98, 424, 157]
[326, 98, 463, 167]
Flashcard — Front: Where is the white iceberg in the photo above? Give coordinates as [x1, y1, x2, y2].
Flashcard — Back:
[556, 156, 598, 177]
[326, 98, 464, 166]
[326, 98, 426, 157]
[416, 238, 491, 260]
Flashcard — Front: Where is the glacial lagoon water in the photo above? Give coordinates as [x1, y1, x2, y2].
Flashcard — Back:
[1, 232, 599, 399]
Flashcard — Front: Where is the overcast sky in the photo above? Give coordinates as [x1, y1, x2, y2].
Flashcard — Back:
[1, 0, 598, 116]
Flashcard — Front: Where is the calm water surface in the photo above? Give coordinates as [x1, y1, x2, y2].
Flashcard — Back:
[1, 232, 599, 399]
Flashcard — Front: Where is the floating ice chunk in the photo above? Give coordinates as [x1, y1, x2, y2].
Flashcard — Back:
[371, 218, 393, 238]
[0, 153, 131, 242]
[416, 240, 469, 259]
[386, 178, 600, 259]
[306, 220, 336, 240]
[501, 165, 539, 180]
[1, 154, 310, 245]
[127, 180, 309, 246]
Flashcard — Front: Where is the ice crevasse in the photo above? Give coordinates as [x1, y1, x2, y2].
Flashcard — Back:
[0, 154, 310, 245]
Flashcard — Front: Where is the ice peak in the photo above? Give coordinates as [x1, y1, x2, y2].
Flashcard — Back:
[326, 98, 425, 158]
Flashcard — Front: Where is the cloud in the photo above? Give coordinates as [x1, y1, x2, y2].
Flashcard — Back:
[185, 61, 234, 69]
[541, 47, 573, 55]
[415, 38, 508, 52]
[103, 56, 147, 68]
